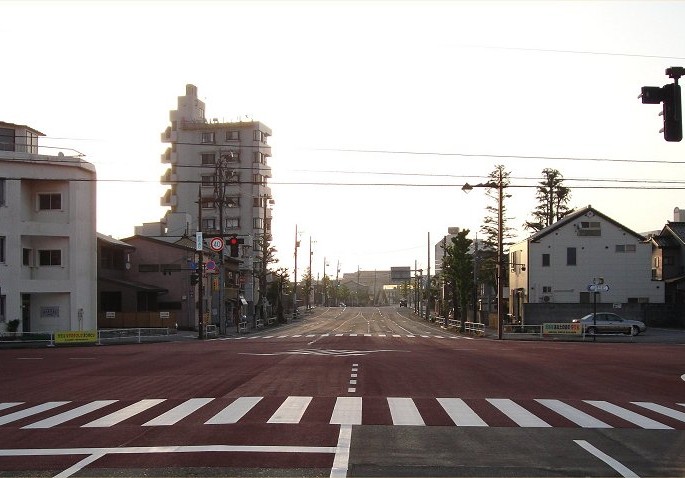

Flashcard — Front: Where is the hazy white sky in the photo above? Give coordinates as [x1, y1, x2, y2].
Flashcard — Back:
[4, 0, 685, 279]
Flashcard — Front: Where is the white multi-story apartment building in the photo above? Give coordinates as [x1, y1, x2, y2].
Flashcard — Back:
[137, 85, 273, 322]
[0, 122, 97, 333]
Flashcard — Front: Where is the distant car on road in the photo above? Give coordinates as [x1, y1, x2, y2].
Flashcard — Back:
[399, 299, 408, 307]
[572, 313, 646, 336]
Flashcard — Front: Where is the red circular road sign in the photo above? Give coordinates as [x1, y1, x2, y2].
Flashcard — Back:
[209, 237, 224, 251]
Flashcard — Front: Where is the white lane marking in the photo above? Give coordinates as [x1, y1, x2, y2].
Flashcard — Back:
[205, 397, 261, 425]
[330, 425, 352, 478]
[306, 334, 316, 338]
[349, 380, 357, 385]
[487, 398, 551, 427]
[584, 400, 672, 429]
[330, 397, 362, 425]
[353, 363, 358, 366]
[349, 334, 357, 337]
[23, 401, 118, 429]
[387, 397, 425, 426]
[631, 402, 685, 423]
[292, 335, 302, 337]
[54, 452, 105, 478]
[348, 388, 356, 393]
[0, 401, 70, 426]
[393, 334, 401, 337]
[378, 334, 386, 337]
[406, 335, 415, 338]
[267, 396, 312, 424]
[0, 402, 23, 412]
[82, 399, 166, 427]
[681, 373, 685, 382]
[143, 398, 214, 426]
[574, 440, 640, 478]
[0, 444, 339, 478]
[350, 373, 357, 378]
[335, 334, 344, 337]
[437, 398, 488, 427]
[536, 399, 612, 428]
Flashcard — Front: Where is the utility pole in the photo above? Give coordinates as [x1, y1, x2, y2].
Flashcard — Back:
[197, 186, 205, 340]
[293, 225, 299, 319]
[214, 151, 229, 335]
[426, 232, 431, 320]
[497, 168, 504, 340]
[308, 237, 314, 309]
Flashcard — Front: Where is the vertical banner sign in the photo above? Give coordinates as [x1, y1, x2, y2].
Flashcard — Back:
[196, 232, 203, 251]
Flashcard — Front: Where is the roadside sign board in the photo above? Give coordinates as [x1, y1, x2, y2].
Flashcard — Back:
[587, 284, 610, 292]
[543, 323, 582, 335]
[195, 232, 203, 251]
[209, 237, 224, 252]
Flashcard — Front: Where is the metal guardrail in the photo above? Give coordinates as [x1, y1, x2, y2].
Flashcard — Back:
[503, 324, 543, 336]
[0, 328, 174, 346]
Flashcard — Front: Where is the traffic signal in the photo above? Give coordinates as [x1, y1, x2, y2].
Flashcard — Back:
[228, 236, 239, 257]
[640, 67, 683, 142]
[661, 83, 682, 142]
[190, 272, 199, 286]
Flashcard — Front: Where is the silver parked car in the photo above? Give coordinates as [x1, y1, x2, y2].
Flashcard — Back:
[572, 313, 646, 336]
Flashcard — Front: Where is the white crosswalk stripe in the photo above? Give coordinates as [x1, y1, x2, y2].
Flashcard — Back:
[143, 398, 214, 426]
[438, 398, 488, 427]
[82, 399, 167, 428]
[585, 400, 672, 429]
[0, 402, 70, 426]
[268, 396, 312, 424]
[205, 397, 261, 425]
[2, 398, 682, 430]
[388, 397, 425, 426]
[330, 397, 362, 425]
[536, 399, 611, 428]
[487, 399, 551, 427]
[631, 402, 685, 423]
[23, 400, 118, 429]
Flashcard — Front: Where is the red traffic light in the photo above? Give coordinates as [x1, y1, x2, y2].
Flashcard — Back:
[228, 236, 239, 246]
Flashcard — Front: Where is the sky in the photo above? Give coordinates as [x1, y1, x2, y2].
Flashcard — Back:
[3, 0, 685, 281]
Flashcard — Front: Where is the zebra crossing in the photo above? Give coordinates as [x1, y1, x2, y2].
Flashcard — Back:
[1, 397, 683, 430]
[218, 333, 473, 341]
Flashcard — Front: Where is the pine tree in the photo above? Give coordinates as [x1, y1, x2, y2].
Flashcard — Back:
[524, 168, 572, 232]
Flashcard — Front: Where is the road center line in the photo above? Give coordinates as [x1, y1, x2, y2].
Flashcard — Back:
[574, 440, 639, 478]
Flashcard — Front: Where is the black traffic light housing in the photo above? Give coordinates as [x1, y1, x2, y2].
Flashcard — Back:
[190, 272, 200, 286]
[640, 67, 683, 142]
[228, 236, 240, 257]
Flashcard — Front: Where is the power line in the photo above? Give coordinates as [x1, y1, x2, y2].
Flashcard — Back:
[314, 147, 685, 165]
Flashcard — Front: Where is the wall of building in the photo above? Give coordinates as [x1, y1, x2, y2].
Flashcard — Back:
[0, 155, 97, 333]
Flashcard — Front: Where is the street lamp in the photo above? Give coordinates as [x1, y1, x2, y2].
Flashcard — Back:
[462, 178, 505, 340]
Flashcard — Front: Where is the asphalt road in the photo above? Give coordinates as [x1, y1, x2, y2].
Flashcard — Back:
[0, 306, 683, 477]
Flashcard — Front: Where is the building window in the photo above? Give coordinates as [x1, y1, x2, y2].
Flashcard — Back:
[226, 197, 240, 208]
[567, 247, 576, 266]
[542, 286, 552, 293]
[39, 249, 61, 266]
[542, 253, 550, 267]
[221, 151, 239, 163]
[22, 248, 31, 266]
[225, 218, 240, 229]
[202, 198, 216, 209]
[253, 217, 264, 229]
[254, 152, 264, 164]
[0, 128, 14, 152]
[202, 218, 216, 231]
[0, 178, 5, 206]
[654, 257, 660, 268]
[615, 244, 637, 253]
[201, 174, 215, 187]
[577, 221, 601, 236]
[228, 170, 240, 183]
[226, 131, 240, 141]
[0, 236, 5, 263]
[201, 132, 215, 144]
[38, 193, 62, 210]
[201, 153, 216, 165]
